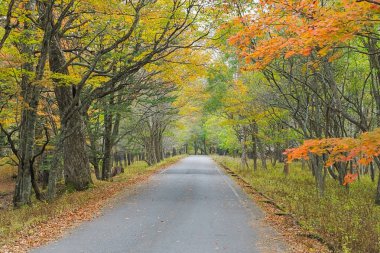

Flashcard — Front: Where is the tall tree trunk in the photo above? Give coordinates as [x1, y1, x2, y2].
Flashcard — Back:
[251, 122, 258, 171]
[370, 163, 375, 182]
[375, 169, 380, 205]
[364, 39, 380, 204]
[257, 138, 267, 169]
[203, 136, 207, 155]
[109, 93, 122, 166]
[127, 152, 132, 166]
[145, 137, 156, 166]
[13, 0, 53, 207]
[310, 154, 325, 196]
[153, 130, 160, 163]
[85, 112, 101, 179]
[47, 144, 63, 201]
[88, 127, 101, 180]
[366, 38, 380, 127]
[373, 158, 380, 205]
[49, 36, 92, 190]
[153, 126, 163, 163]
[102, 95, 114, 180]
[240, 125, 248, 170]
[14, 77, 37, 206]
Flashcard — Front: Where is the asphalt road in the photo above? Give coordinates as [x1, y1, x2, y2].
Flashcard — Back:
[31, 156, 288, 253]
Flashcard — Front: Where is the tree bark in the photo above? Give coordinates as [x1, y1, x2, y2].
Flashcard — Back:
[88, 124, 101, 180]
[13, 0, 52, 207]
[372, 158, 380, 205]
[102, 95, 114, 180]
[13, 83, 36, 206]
[240, 125, 249, 170]
[251, 122, 258, 171]
[47, 150, 62, 201]
[375, 171, 380, 205]
[310, 154, 325, 196]
[49, 35, 92, 190]
[258, 138, 267, 170]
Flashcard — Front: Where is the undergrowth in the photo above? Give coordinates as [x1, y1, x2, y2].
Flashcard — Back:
[0, 156, 184, 247]
[213, 155, 380, 253]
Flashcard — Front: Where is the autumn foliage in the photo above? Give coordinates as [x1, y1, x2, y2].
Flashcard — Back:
[285, 128, 380, 184]
[228, 0, 379, 69]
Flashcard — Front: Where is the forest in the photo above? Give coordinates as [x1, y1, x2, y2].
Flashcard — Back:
[1, 0, 380, 252]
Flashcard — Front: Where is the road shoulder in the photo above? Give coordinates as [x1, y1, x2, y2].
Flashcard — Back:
[1, 156, 185, 253]
[213, 157, 331, 253]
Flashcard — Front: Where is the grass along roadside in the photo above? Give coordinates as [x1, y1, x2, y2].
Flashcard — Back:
[0, 155, 185, 253]
[212, 155, 380, 253]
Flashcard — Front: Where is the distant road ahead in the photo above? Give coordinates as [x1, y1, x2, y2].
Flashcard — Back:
[32, 156, 288, 253]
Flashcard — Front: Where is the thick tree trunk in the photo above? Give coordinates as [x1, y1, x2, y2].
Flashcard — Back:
[13, 46, 39, 206]
[14, 88, 37, 207]
[61, 114, 92, 189]
[47, 152, 61, 201]
[145, 132, 157, 166]
[13, 0, 50, 206]
[50, 36, 92, 190]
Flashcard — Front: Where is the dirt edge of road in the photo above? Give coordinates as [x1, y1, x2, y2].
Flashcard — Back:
[214, 160, 332, 253]
[1, 157, 185, 253]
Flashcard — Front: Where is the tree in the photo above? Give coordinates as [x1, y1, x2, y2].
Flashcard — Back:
[285, 128, 380, 197]
[226, 0, 380, 197]
[0, 0, 219, 207]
